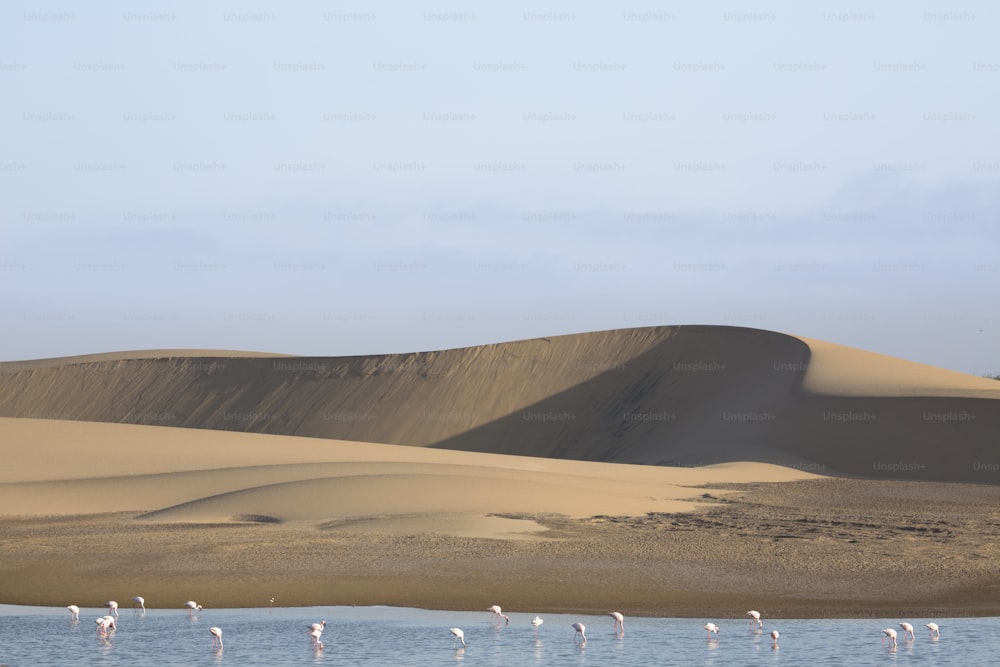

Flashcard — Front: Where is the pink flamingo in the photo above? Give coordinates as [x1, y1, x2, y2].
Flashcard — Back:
[705, 622, 720, 639]
[184, 601, 202, 615]
[882, 628, 897, 648]
[771, 630, 779, 648]
[210, 626, 223, 649]
[105, 601, 118, 618]
[450, 628, 465, 647]
[572, 622, 586, 644]
[926, 622, 940, 638]
[488, 605, 509, 625]
[95, 616, 116, 636]
[609, 611, 624, 635]
[67, 605, 80, 621]
[746, 610, 763, 629]
[899, 622, 915, 640]
[308, 620, 326, 647]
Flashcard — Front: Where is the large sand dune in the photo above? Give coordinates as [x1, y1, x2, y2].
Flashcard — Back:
[1, 325, 997, 482]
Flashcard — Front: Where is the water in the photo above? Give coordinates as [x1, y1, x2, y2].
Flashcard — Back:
[0, 605, 994, 666]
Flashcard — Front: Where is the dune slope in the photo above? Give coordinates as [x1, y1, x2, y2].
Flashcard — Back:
[1, 325, 997, 482]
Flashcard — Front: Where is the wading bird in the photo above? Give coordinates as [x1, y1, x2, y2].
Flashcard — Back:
[308, 621, 326, 647]
[926, 622, 940, 638]
[210, 626, 223, 649]
[704, 623, 720, 639]
[572, 622, 586, 644]
[899, 622, 915, 640]
[95, 616, 116, 636]
[771, 630, 779, 648]
[747, 610, 763, 629]
[609, 611, 624, 635]
[882, 628, 897, 648]
[133, 596, 145, 613]
[488, 605, 509, 625]
[67, 605, 80, 621]
[105, 601, 118, 618]
[531, 616, 544, 631]
[184, 601, 202, 615]
[450, 628, 465, 647]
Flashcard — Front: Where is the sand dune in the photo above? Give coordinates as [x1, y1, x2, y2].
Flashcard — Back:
[3, 416, 1000, 615]
[0, 418, 814, 531]
[0, 326, 996, 482]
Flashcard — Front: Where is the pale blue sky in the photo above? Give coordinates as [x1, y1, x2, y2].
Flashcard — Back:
[1, 1, 998, 374]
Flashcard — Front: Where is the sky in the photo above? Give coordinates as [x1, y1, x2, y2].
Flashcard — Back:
[1, 1, 998, 375]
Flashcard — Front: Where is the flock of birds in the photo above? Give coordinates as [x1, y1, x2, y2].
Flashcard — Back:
[65, 598, 943, 653]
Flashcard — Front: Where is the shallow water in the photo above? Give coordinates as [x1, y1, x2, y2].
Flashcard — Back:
[0, 605, 992, 666]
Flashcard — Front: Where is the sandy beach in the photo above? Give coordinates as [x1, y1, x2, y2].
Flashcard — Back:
[1, 326, 999, 617]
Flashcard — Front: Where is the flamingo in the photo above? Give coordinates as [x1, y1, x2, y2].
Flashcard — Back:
[133, 596, 145, 613]
[105, 601, 118, 618]
[705, 622, 720, 639]
[531, 616, 544, 630]
[96, 615, 116, 636]
[184, 601, 203, 615]
[308, 621, 326, 646]
[572, 622, 586, 644]
[210, 626, 223, 649]
[926, 622, 940, 638]
[771, 629, 779, 648]
[488, 605, 510, 625]
[746, 610, 763, 629]
[882, 628, 897, 648]
[609, 611, 624, 634]
[67, 605, 80, 621]
[450, 627, 465, 647]
[899, 622, 915, 640]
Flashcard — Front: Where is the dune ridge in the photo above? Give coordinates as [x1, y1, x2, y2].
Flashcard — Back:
[1, 325, 996, 482]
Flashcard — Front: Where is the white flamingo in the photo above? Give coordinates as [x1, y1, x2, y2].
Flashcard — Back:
[771, 629, 779, 648]
[184, 601, 203, 615]
[210, 626, 223, 649]
[705, 622, 720, 639]
[450, 627, 465, 647]
[67, 605, 80, 621]
[95, 615, 116, 636]
[488, 605, 509, 625]
[105, 601, 118, 618]
[747, 610, 763, 629]
[926, 622, 940, 638]
[882, 628, 897, 648]
[899, 622, 915, 640]
[609, 611, 624, 634]
[572, 622, 586, 644]
[308, 620, 326, 647]
[133, 596, 145, 613]
[531, 616, 544, 631]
